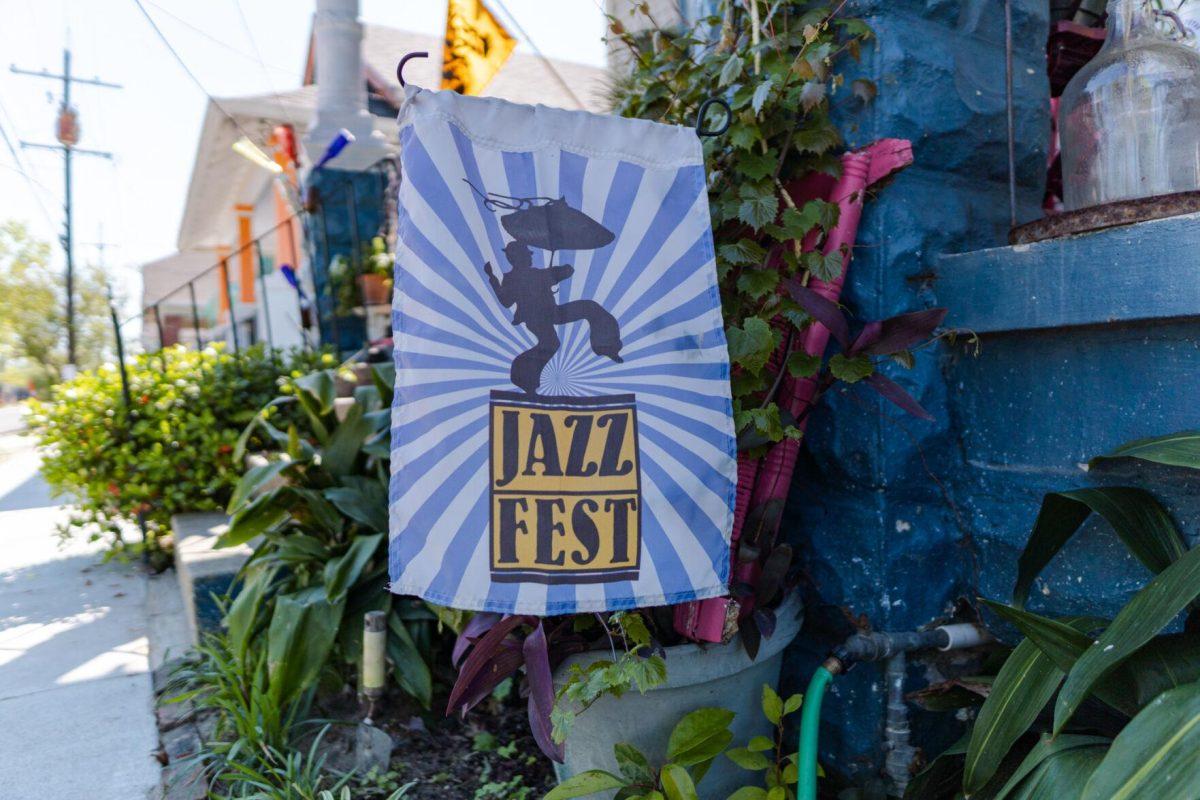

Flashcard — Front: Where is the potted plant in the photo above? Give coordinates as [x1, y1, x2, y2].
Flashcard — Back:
[446, 6, 951, 796]
[357, 236, 394, 306]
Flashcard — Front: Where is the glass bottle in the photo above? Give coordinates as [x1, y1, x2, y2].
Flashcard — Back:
[1060, 0, 1200, 210]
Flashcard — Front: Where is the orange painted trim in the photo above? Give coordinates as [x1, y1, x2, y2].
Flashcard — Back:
[237, 207, 255, 304]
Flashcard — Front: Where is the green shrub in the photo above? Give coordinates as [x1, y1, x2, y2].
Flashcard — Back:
[222, 365, 456, 709]
[26, 343, 330, 559]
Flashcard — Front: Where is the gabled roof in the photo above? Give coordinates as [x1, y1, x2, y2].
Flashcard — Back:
[171, 22, 609, 257]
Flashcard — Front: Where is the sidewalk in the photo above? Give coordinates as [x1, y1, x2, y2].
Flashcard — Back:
[0, 433, 161, 800]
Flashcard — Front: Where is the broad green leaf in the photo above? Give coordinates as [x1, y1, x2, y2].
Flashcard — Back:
[1090, 430, 1200, 470]
[544, 770, 625, 800]
[1124, 633, 1200, 707]
[293, 370, 337, 415]
[726, 789, 767, 800]
[991, 734, 1111, 800]
[982, 602, 1136, 718]
[784, 693, 803, 715]
[1013, 488, 1185, 608]
[323, 402, 374, 476]
[614, 742, 653, 784]
[370, 362, 396, 407]
[964, 639, 1067, 794]
[725, 747, 771, 770]
[762, 684, 784, 725]
[323, 533, 383, 602]
[218, 491, 287, 548]
[324, 477, 388, 533]
[224, 563, 277, 658]
[747, 735, 775, 752]
[1004, 744, 1106, 800]
[388, 613, 432, 708]
[267, 585, 344, 704]
[1081, 682, 1200, 800]
[666, 708, 735, 766]
[660, 764, 699, 800]
[1056, 544, 1200, 733]
[227, 459, 292, 514]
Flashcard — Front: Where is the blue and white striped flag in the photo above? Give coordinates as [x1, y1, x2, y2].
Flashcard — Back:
[388, 87, 736, 615]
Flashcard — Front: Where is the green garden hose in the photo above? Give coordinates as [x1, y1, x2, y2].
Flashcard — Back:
[797, 665, 836, 800]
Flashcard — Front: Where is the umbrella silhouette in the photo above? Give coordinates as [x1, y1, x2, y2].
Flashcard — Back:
[464, 180, 614, 252]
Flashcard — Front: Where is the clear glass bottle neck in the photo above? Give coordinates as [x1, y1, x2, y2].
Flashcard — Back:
[1105, 0, 1159, 43]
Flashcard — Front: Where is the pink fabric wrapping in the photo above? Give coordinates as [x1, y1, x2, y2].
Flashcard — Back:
[673, 139, 913, 643]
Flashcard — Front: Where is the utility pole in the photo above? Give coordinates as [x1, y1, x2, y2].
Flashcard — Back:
[13, 48, 120, 376]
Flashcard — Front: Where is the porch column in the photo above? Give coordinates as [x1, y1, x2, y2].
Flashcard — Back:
[236, 204, 255, 304]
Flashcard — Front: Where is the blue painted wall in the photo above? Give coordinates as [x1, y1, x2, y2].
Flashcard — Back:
[776, 0, 1055, 789]
[303, 166, 388, 354]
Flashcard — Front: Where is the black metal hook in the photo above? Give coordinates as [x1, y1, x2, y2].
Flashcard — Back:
[695, 97, 732, 137]
[397, 51, 429, 87]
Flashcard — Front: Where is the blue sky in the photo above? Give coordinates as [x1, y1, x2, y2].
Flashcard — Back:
[0, 0, 608, 319]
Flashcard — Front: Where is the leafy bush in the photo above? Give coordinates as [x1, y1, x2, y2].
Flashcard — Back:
[908, 431, 1200, 799]
[221, 366, 454, 709]
[26, 344, 328, 559]
[546, 684, 806, 799]
[608, 2, 936, 442]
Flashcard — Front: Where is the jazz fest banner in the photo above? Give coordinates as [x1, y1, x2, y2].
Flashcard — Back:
[388, 87, 736, 615]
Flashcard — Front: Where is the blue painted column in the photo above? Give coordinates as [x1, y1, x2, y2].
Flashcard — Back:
[778, 0, 1050, 787]
[303, 166, 387, 354]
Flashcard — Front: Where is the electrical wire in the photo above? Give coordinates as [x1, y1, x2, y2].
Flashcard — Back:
[229, 0, 292, 123]
[488, 0, 588, 109]
[0, 110, 59, 232]
[130, 0, 259, 144]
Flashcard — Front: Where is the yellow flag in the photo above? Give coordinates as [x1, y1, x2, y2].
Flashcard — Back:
[442, 0, 517, 95]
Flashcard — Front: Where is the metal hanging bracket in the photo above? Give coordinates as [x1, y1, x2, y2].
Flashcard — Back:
[397, 51, 429, 88]
[696, 97, 732, 137]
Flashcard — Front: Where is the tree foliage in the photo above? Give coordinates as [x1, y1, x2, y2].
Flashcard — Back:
[0, 220, 115, 388]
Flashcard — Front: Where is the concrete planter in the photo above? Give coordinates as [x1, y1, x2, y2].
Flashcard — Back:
[553, 595, 803, 799]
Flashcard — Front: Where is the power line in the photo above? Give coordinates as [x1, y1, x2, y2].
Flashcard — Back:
[229, 0, 291, 121]
[130, 0, 258, 144]
[489, 0, 587, 109]
[0, 112, 57, 231]
[146, 0, 297, 78]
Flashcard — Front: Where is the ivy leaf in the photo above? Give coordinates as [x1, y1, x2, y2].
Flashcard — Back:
[737, 183, 779, 231]
[851, 78, 877, 104]
[786, 351, 821, 378]
[828, 353, 874, 383]
[726, 317, 778, 375]
[718, 239, 767, 266]
[737, 406, 783, 442]
[729, 121, 762, 151]
[719, 54, 743, 87]
[793, 122, 840, 155]
[803, 249, 845, 283]
[799, 80, 827, 111]
[775, 203, 823, 241]
[736, 269, 779, 300]
[751, 78, 774, 114]
[737, 148, 778, 181]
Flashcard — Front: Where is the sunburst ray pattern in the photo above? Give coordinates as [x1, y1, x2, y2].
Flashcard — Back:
[389, 89, 736, 614]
